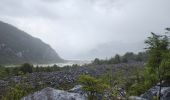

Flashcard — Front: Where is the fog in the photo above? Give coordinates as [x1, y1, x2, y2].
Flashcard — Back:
[0, 0, 170, 60]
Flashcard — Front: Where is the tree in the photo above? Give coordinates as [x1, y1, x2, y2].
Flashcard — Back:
[145, 32, 169, 99]
[160, 57, 170, 81]
[135, 52, 148, 62]
[93, 58, 101, 65]
[123, 52, 135, 62]
[121, 57, 128, 63]
[79, 75, 108, 100]
[20, 63, 33, 74]
[114, 54, 121, 64]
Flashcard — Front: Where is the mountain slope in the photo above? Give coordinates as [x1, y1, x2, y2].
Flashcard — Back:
[0, 21, 64, 64]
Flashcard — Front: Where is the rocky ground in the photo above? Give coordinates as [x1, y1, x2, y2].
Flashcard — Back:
[0, 62, 144, 98]
[1, 62, 170, 100]
[22, 82, 170, 100]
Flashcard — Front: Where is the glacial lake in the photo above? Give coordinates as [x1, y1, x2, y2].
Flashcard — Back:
[33, 60, 91, 67]
[4, 60, 91, 67]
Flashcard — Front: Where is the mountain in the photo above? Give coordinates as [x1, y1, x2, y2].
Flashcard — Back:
[0, 21, 64, 64]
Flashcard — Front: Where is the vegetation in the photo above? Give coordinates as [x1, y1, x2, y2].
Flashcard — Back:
[79, 29, 170, 99]
[79, 75, 109, 100]
[125, 29, 170, 98]
[145, 31, 170, 99]
[2, 83, 34, 100]
[92, 51, 148, 65]
[0, 63, 62, 79]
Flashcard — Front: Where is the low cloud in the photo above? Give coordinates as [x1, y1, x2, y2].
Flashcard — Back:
[0, 0, 170, 59]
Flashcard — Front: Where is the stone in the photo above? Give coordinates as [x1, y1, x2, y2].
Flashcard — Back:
[129, 96, 146, 100]
[141, 86, 170, 100]
[69, 85, 84, 94]
[21, 87, 86, 100]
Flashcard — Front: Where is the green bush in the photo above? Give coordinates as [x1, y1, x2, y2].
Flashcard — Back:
[79, 75, 109, 100]
[20, 63, 33, 74]
[2, 84, 34, 100]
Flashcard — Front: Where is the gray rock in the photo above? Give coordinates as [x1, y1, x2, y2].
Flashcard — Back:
[129, 96, 146, 100]
[161, 87, 170, 100]
[141, 86, 170, 100]
[69, 85, 85, 94]
[21, 87, 86, 100]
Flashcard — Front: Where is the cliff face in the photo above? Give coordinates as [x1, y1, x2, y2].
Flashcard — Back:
[0, 21, 64, 64]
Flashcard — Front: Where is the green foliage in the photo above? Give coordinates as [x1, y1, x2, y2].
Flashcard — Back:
[20, 63, 33, 74]
[129, 83, 146, 95]
[92, 58, 104, 65]
[126, 32, 170, 96]
[145, 32, 169, 99]
[94, 68, 140, 99]
[92, 52, 148, 65]
[79, 75, 109, 100]
[0, 63, 63, 79]
[122, 30, 170, 98]
[2, 84, 34, 100]
[0, 65, 9, 78]
[159, 53, 170, 80]
[145, 32, 169, 74]
[34, 64, 61, 72]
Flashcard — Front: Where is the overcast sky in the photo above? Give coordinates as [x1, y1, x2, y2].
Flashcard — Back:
[0, 0, 170, 60]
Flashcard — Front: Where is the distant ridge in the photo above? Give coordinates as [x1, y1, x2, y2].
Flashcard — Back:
[0, 21, 64, 64]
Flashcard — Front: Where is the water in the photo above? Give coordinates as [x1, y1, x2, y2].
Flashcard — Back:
[4, 60, 91, 67]
[33, 60, 91, 67]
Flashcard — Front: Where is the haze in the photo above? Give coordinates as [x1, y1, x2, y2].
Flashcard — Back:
[0, 0, 170, 60]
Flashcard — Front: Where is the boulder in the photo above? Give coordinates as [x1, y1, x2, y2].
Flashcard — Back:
[69, 85, 85, 95]
[161, 87, 170, 100]
[141, 86, 170, 100]
[22, 87, 86, 100]
[129, 96, 146, 100]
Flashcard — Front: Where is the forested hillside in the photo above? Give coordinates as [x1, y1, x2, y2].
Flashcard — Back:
[0, 21, 64, 64]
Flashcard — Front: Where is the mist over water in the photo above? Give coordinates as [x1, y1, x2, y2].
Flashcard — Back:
[33, 60, 91, 67]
